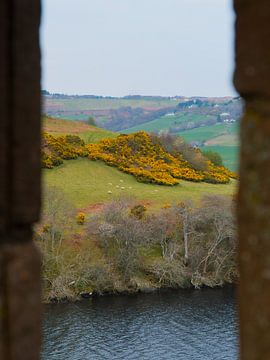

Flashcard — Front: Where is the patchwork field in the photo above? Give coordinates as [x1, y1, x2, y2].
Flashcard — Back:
[178, 123, 238, 143]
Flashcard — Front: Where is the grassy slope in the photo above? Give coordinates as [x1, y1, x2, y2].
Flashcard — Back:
[123, 113, 215, 134]
[205, 133, 238, 146]
[178, 122, 238, 143]
[43, 116, 237, 208]
[44, 158, 236, 210]
[43, 117, 116, 143]
[203, 145, 239, 172]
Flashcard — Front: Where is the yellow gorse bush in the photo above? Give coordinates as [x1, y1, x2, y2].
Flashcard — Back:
[76, 212, 86, 225]
[42, 132, 88, 168]
[87, 131, 236, 185]
[41, 131, 236, 185]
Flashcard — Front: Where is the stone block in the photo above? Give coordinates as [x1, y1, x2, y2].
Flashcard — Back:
[234, 0, 270, 99]
[0, 241, 42, 360]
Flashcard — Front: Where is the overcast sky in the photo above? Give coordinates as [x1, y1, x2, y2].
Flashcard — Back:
[41, 0, 236, 97]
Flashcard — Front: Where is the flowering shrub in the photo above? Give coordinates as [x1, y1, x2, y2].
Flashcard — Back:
[42, 130, 236, 185]
[42, 132, 88, 168]
[76, 212, 86, 225]
[87, 131, 236, 185]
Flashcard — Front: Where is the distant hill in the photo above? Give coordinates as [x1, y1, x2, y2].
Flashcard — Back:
[43, 95, 242, 171]
[43, 93, 241, 133]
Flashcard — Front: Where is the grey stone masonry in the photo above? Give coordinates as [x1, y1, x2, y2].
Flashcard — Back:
[0, 1, 42, 359]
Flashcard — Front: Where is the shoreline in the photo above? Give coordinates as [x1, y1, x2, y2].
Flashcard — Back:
[44, 282, 236, 304]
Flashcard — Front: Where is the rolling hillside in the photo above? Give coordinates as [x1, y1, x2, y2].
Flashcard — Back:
[178, 122, 238, 143]
[43, 116, 116, 143]
[43, 94, 241, 171]
[42, 118, 236, 211]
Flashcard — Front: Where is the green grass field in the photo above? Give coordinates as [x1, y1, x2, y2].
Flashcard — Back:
[178, 123, 238, 143]
[205, 133, 238, 146]
[43, 158, 237, 210]
[202, 145, 239, 172]
[123, 113, 215, 134]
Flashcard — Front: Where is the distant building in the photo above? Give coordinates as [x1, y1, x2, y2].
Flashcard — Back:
[224, 118, 236, 123]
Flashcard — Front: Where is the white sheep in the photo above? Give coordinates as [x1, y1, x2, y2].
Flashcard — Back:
[108, 190, 112, 194]
[121, 187, 125, 190]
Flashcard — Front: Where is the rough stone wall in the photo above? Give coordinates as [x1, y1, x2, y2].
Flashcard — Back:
[234, 0, 270, 359]
[0, 1, 41, 359]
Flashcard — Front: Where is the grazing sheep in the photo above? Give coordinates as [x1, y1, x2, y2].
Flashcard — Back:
[121, 187, 125, 190]
[116, 185, 120, 188]
[108, 190, 112, 194]
[120, 180, 124, 183]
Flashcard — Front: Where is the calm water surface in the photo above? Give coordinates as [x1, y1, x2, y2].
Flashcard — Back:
[42, 287, 238, 360]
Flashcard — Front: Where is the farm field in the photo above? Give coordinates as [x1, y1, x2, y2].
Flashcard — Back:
[43, 158, 236, 210]
[178, 122, 238, 143]
[122, 113, 215, 134]
[205, 133, 238, 146]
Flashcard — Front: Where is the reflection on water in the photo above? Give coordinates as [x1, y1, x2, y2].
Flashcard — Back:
[42, 287, 238, 360]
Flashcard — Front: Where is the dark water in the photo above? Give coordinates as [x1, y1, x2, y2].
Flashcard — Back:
[42, 287, 238, 360]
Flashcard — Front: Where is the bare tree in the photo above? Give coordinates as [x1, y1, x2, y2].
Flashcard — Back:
[195, 195, 237, 279]
[40, 185, 76, 250]
[176, 201, 196, 264]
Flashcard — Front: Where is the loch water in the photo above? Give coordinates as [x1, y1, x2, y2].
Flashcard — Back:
[42, 287, 238, 360]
